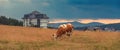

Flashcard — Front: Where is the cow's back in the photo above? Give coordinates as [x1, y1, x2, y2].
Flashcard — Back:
[66, 24, 73, 32]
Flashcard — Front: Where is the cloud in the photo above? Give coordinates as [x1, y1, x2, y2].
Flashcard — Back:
[12, 0, 31, 3]
[49, 19, 75, 23]
[41, 2, 50, 6]
[0, 0, 9, 5]
[0, 0, 31, 4]
[0, 0, 9, 2]
[0, 0, 11, 8]
[0, 0, 31, 7]
[78, 19, 120, 24]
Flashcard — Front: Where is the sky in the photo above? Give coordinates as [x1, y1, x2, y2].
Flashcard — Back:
[0, 0, 120, 24]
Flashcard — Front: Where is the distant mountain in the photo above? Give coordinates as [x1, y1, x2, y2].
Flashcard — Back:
[48, 21, 85, 28]
[48, 21, 105, 28]
[48, 22, 76, 28]
[84, 22, 105, 27]
[99, 23, 120, 30]
[69, 21, 86, 27]
[75, 23, 120, 31]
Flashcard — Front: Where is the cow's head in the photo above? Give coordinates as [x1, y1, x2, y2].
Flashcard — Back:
[52, 33, 57, 40]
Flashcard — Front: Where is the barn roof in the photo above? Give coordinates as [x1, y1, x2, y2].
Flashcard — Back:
[22, 11, 49, 19]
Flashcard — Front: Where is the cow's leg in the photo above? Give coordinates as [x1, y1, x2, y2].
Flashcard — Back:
[68, 29, 73, 36]
[66, 31, 71, 37]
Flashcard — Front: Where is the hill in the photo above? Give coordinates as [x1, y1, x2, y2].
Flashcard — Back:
[48, 21, 85, 28]
[99, 23, 120, 30]
[48, 21, 104, 28]
[0, 25, 120, 50]
[87, 22, 104, 26]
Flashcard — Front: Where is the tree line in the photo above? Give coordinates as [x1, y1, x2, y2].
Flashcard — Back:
[0, 16, 23, 26]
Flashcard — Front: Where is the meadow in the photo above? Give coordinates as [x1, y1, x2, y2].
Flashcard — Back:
[0, 25, 120, 50]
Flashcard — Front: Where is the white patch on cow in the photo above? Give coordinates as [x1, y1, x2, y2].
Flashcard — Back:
[63, 24, 67, 28]
[58, 24, 67, 29]
[58, 25, 63, 28]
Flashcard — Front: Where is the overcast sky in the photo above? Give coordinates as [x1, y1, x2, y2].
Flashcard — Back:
[0, 0, 120, 24]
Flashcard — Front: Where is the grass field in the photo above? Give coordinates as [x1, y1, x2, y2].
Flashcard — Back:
[0, 25, 120, 50]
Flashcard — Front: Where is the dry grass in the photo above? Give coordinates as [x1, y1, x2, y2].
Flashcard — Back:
[0, 25, 120, 50]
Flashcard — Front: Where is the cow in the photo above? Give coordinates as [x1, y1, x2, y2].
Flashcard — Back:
[52, 23, 74, 40]
[52, 24, 67, 40]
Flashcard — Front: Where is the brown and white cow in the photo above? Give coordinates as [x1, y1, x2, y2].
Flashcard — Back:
[52, 24, 67, 39]
[52, 23, 74, 40]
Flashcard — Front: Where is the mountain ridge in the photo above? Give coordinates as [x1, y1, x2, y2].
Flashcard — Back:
[48, 21, 105, 28]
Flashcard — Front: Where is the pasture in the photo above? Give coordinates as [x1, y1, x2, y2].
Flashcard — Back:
[0, 25, 120, 50]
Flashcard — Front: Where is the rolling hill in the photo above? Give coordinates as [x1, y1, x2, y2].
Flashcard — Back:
[48, 21, 104, 28]
[99, 23, 120, 30]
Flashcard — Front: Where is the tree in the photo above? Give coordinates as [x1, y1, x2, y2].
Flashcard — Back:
[0, 16, 23, 26]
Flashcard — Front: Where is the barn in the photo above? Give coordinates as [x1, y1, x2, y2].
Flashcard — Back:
[22, 11, 49, 28]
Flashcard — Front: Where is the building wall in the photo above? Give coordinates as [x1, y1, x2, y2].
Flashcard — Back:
[23, 19, 31, 27]
[23, 19, 49, 28]
[40, 19, 49, 28]
[30, 19, 37, 26]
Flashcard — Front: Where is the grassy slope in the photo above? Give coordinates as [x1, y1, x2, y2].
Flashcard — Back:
[0, 25, 120, 50]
